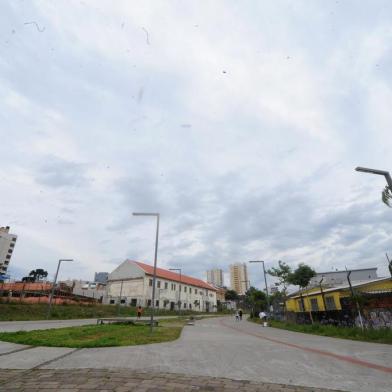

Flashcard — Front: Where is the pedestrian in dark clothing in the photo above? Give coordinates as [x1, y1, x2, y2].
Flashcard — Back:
[137, 306, 143, 320]
[239, 309, 243, 320]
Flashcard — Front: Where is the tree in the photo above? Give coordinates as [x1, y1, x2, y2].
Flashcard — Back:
[23, 269, 48, 282]
[244, 286, 267, 316]
[288, 264, 316, 289]
[269, 290, 285, 313]
[225, 289, 239, 301]
[288, 263, 316, 313]
[267, 260, 292, 296]
[21, 276, 35, 283]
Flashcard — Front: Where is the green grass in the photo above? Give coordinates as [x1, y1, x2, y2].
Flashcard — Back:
[250, 318, 392, 344]
[0, 303, 209, 321]
[0, 319, 186, 348]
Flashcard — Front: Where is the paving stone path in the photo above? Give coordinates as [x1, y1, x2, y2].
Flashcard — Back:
[0, 369, 342, 391]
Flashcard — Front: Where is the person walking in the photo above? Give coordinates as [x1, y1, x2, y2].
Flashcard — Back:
[238, 309, 243, 321]
[259, 310, 267, 326]
[235, 310, 240, 321]
[137, 306, 143, 320]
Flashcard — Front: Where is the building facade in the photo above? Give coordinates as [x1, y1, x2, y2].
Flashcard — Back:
[94, 272, 109, 284]
[105, 260, 217, 312]
[0, 226, 17, 277]
[230, 263, 249, 295]
[61, 280, 107, 301]
[286, 277, 392, 313]
[206, 269, 223, 287]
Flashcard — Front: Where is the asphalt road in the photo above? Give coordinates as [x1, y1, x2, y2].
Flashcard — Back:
[0, 316, 391, 392]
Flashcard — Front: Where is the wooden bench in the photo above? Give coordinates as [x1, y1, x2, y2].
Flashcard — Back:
[97, 318, 158, 326]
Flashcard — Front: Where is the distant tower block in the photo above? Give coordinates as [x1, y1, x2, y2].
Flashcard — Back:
[206, 269, 224, 287]
[230, 263, 249, 295]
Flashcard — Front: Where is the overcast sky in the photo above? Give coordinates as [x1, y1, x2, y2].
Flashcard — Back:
[1, 1, 392, 288]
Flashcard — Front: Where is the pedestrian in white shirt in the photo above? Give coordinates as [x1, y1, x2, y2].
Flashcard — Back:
[259, 311, 267, 327]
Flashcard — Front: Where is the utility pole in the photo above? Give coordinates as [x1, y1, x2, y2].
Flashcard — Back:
[132, 212, 160, 333]
[386, 253, 392, 277]
[249, 261, 270, 311]
[319, 277, 327, 311]
[346, 269, 364, 331]
[117, 280, 124, 316]
[47, 259, 73, 319]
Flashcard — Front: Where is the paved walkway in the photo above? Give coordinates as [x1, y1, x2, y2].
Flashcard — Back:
[0, 317, 391, 391]
[0, 369, 339, 391]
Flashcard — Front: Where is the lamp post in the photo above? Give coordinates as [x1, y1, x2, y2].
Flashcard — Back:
[249, 260, 270, 311]
[169, 268, 181, 315]
[47, 259, 73, 319]
[133, 212, 160, 332]
[346, 269, 364, 331]
[355, 166, 392, 206]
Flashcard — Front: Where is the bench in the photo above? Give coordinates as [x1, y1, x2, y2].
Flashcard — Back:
[97, 318, 158, 326]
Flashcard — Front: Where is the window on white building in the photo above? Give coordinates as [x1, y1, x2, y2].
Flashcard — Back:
[149, 279, 153, 286]
[157, 280, 161, 288]
[165, 282, 168, 289]
[184, 286, 187, 293]
[156, 300, 159, 307]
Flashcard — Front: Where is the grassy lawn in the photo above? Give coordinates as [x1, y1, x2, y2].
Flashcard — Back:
[250, 318, 392, 344]
[0, 319, 186, 348]
[0, 303, 215, 321]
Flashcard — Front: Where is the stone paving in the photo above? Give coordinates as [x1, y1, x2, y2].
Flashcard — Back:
[0, 369, 342, 391]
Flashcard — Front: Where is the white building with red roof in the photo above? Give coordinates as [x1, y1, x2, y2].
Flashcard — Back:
[105, 260, 217, 312]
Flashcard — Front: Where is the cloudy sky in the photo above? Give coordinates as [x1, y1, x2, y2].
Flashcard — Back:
[1, 0, 392, 288]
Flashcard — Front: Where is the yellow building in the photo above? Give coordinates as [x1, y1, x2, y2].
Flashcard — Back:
[286, 277, 392, 313]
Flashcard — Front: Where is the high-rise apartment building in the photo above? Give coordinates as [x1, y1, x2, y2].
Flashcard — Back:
[206, 269, 224, 287]
[230, 263, 249, 295]
[0, 226, 17, 277]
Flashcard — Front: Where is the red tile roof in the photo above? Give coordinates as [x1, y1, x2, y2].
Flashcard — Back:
[133, 261, 216, 291]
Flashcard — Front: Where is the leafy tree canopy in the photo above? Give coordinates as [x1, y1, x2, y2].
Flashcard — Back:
[225, 289, 239, 301]
[244, 286, 267, 311]
[267, 260, 292, 294]
[288, 263, 316, 288]
[27, 268, 48, 282]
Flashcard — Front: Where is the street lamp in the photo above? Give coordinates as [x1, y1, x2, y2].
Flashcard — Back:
[47, 258, 73, 319]
[355, 166, 392, 207]
[133, 212, 160, 332]
[169, 268, 182, 315]
[249, 260, 270, 311]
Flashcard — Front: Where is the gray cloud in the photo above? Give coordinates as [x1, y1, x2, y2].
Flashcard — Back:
[34, 156, 90, 189]
[1, 1, 392, 284]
